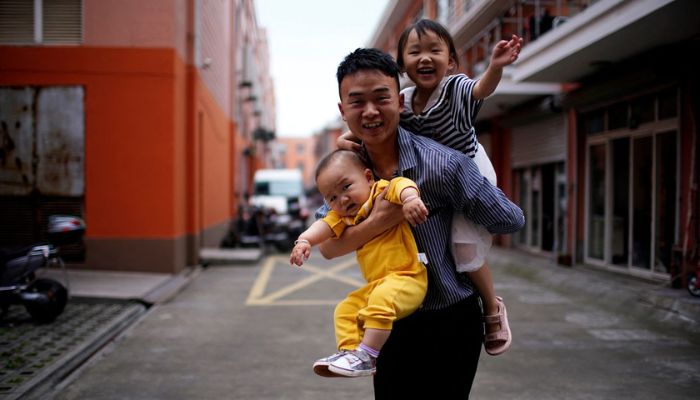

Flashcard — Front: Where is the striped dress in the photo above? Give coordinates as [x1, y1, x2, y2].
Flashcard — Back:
[400, 74, 483, 158]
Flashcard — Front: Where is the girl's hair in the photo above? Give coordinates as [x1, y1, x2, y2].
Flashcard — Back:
[396, 19, 459, 71]
[315, 149, 368, 182]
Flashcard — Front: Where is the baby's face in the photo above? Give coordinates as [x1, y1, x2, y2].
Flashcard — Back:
[317, 161, 373, 218]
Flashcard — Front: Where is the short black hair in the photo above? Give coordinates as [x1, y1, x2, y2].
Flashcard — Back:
[315, 149, 368, 182]
[336, 48, 401, 96]
[396, 19, 459, 71]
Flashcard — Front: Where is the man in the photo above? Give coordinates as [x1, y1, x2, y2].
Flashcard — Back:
[318, 48, 525, 398]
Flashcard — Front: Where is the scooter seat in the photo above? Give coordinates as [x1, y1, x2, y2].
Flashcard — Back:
[0, 245, 44, 265]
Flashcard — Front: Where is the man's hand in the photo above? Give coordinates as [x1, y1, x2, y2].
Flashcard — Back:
[402, 196, 428, 227]
[337, 130, 363, 153]
[490, 34, 523, 68]
[368, 188, 405, 229]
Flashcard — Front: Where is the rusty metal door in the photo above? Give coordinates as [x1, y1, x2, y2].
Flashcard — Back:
[0, 86, 85, 259]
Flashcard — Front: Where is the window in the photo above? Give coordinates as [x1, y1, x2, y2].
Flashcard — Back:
[587, 143, 606, 260]
[607, 102, 628, 130]
[514, 162, 566, 254]
[296, 144, 305, 155]
[630, 94, 655, 127]
[582, 109, 605, 135]
[658, 88, 678, 120]
[0, 0, 83, 45]
[583, 87, 680, 276]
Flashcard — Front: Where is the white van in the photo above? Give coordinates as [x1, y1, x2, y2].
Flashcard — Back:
[251, 169, 306, 215]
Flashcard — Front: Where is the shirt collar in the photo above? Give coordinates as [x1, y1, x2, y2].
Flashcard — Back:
[401, 75, 450, 115]
[360, 127, 417, 179]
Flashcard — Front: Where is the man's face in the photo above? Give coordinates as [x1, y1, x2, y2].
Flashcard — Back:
[338, 69, 404, 148]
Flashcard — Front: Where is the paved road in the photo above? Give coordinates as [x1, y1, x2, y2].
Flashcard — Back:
[50, 250, 700, 399]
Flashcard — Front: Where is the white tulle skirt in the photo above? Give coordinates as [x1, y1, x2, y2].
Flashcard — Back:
[452, 143, 496, 272]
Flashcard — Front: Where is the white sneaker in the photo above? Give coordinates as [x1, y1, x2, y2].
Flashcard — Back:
[312, 350, 349, 377]
[328, 348, 376, 377]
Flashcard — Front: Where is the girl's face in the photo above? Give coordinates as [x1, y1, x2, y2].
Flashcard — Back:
[401, 29, 456, 92]
[317, 160, 374, 218]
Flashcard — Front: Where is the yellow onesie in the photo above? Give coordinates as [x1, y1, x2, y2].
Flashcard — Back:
[322, 177, 428, 351]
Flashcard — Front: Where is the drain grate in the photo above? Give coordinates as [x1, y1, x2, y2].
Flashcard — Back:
[0, 298, 145, 398]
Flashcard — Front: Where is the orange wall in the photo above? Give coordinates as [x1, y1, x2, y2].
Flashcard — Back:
[196, 79, 233, 230]
[0, 46, 233, 239]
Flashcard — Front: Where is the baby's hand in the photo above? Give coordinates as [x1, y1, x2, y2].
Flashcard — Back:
[337, 130, 363, 152]
[402, 196, 428, 227]
[290, 240, 311, 267]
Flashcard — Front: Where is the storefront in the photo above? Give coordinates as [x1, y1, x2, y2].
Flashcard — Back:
[510, 114, 568, 257]
[580, 87, 680, 280]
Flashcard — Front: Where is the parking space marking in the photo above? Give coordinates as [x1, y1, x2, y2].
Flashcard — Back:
[246, 256, 363, 306]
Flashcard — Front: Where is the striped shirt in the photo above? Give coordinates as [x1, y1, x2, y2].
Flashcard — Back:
[316, 127, 525, 310]
[393, 127, 523, 309]
[400, 74, 482, 157]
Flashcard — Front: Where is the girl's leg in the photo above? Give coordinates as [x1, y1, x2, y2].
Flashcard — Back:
[467, 263, 497, 315]
[468, 264, 511, 355]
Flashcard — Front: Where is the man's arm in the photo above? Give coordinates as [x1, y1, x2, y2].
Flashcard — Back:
[446, 154, 525, 234]
[318, 189, 404, 259]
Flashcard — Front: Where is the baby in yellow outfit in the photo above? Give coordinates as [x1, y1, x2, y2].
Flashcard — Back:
[290, 149, 428, 378]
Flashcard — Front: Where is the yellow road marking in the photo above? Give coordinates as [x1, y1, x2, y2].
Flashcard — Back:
[246, 256, 362, 306]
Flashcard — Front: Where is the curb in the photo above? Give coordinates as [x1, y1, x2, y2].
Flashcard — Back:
[140, 265, 203, 305]
[199, 248, 264, 266]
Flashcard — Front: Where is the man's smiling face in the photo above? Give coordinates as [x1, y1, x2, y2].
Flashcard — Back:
[338, 69, 404, 149]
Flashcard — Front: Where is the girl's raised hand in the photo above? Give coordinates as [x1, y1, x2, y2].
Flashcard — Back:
[491, 34, 523, 68]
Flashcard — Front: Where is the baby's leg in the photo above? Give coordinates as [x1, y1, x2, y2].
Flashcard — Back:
[329, 274, 426, 377]
[334, 288, 367, 351]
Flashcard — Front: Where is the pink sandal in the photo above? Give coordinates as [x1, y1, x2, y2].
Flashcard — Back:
[484, 296, 512, 356]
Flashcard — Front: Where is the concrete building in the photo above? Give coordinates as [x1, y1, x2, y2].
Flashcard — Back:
[0, 0, 275, 274]
[272, 136, 318, 191]
[370, 0, 699, 288]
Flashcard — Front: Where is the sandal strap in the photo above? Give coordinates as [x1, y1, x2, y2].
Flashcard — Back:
[485, 330, 510, 342]
[484, 314, 503, 324]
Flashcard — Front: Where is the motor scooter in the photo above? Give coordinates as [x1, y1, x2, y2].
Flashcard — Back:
[221, 202, 306, 252]
[0, 215, 85, 323]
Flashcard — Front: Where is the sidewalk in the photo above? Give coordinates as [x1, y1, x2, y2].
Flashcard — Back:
[488, 247, 700, 333]
[0, 247, 263, 400]
[0, 263, 204, 400]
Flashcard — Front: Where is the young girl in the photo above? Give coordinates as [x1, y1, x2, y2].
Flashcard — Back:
[290, 149, 429, 377]
[338, 19, 522, 356]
